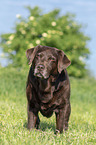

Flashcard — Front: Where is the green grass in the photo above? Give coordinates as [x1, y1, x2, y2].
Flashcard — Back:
[0, 67, 96, 145]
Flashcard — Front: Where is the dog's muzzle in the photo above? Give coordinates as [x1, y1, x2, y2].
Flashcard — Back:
[34, 64, 48, 79]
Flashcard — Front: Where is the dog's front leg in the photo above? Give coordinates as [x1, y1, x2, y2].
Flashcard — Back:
[27, 104, 38, 130]
[55, 109, 64, 133]
[63, 99, 71, 131]
[26, 84, 39, 130]
[55, 100, 71, 134]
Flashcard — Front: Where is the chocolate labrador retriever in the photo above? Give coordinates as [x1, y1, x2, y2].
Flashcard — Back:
[26, 45, 71, 133]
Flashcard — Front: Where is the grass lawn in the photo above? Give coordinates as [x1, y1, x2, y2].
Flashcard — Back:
[0, 67, 96, 145]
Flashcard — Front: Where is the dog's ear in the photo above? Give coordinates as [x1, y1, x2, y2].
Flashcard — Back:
[58, 50, 71, 73]
[26, 45, 39, 65]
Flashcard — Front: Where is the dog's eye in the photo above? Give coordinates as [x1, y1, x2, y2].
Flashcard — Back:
[35, 54, 43, 59]
[48, 57, 55, 61]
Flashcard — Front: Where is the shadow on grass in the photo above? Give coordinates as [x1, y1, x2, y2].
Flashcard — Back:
[40, 121, 55, 132]
[23, 121, 55, 133]
[23, 122, 27, 129]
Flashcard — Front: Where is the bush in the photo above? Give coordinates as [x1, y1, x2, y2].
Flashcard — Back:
[1, 6, 90, 77]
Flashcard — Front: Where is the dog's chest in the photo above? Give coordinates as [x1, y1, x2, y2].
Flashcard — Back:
[37, 86, 63, 116]
[37, 76, 64, 105]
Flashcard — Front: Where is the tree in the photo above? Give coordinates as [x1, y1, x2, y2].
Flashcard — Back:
[1, 6, 90, 77]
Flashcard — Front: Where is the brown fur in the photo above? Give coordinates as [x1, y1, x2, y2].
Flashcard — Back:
[26, 45, 71, 133]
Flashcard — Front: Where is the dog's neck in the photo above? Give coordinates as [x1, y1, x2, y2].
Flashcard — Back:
[29, 66, 66, 92]
[37, 70, 66, 92]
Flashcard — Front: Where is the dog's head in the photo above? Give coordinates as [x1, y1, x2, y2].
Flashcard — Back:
[26, 45, 71, 79]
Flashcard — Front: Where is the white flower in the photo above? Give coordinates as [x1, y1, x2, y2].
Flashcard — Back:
[6, 41, 11, 45]
[79, 56, 84, 61]
[9, 35, 14, 40]
[59, 31, 63, 35]
[51, 30, 56, 34]
[19, 28, 23, 31]
[24, 23, 28, 27]
[36, 40, 40, 44]
[16, 14, 21, 18]
[51, 21, 56, 26]
[20, 22, 24, 25]
[47, 30, 51, 34]
[41, 38, 44, 41]
[72, 22, 77, 26]
[29, 16, 34, 21]
[66, 26, 70, 30]
[29, 43, 34, 48]
[21, 30, 26, 34]
[42, 33, 47, 37]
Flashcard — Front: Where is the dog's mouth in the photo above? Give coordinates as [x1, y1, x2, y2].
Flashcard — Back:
[34, 72, 49, 79]
[34, 72, 43, 78]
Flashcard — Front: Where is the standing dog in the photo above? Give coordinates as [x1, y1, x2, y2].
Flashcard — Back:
[26, 45, 71, 133]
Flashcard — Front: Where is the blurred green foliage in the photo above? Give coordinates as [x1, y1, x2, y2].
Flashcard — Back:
[1, 6, 90, 77]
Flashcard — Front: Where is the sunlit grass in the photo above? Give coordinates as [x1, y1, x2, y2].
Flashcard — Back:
[0, 67, 96, 145]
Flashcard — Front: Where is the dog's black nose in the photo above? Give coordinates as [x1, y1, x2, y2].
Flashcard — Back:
[37, 64, 45, 70]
